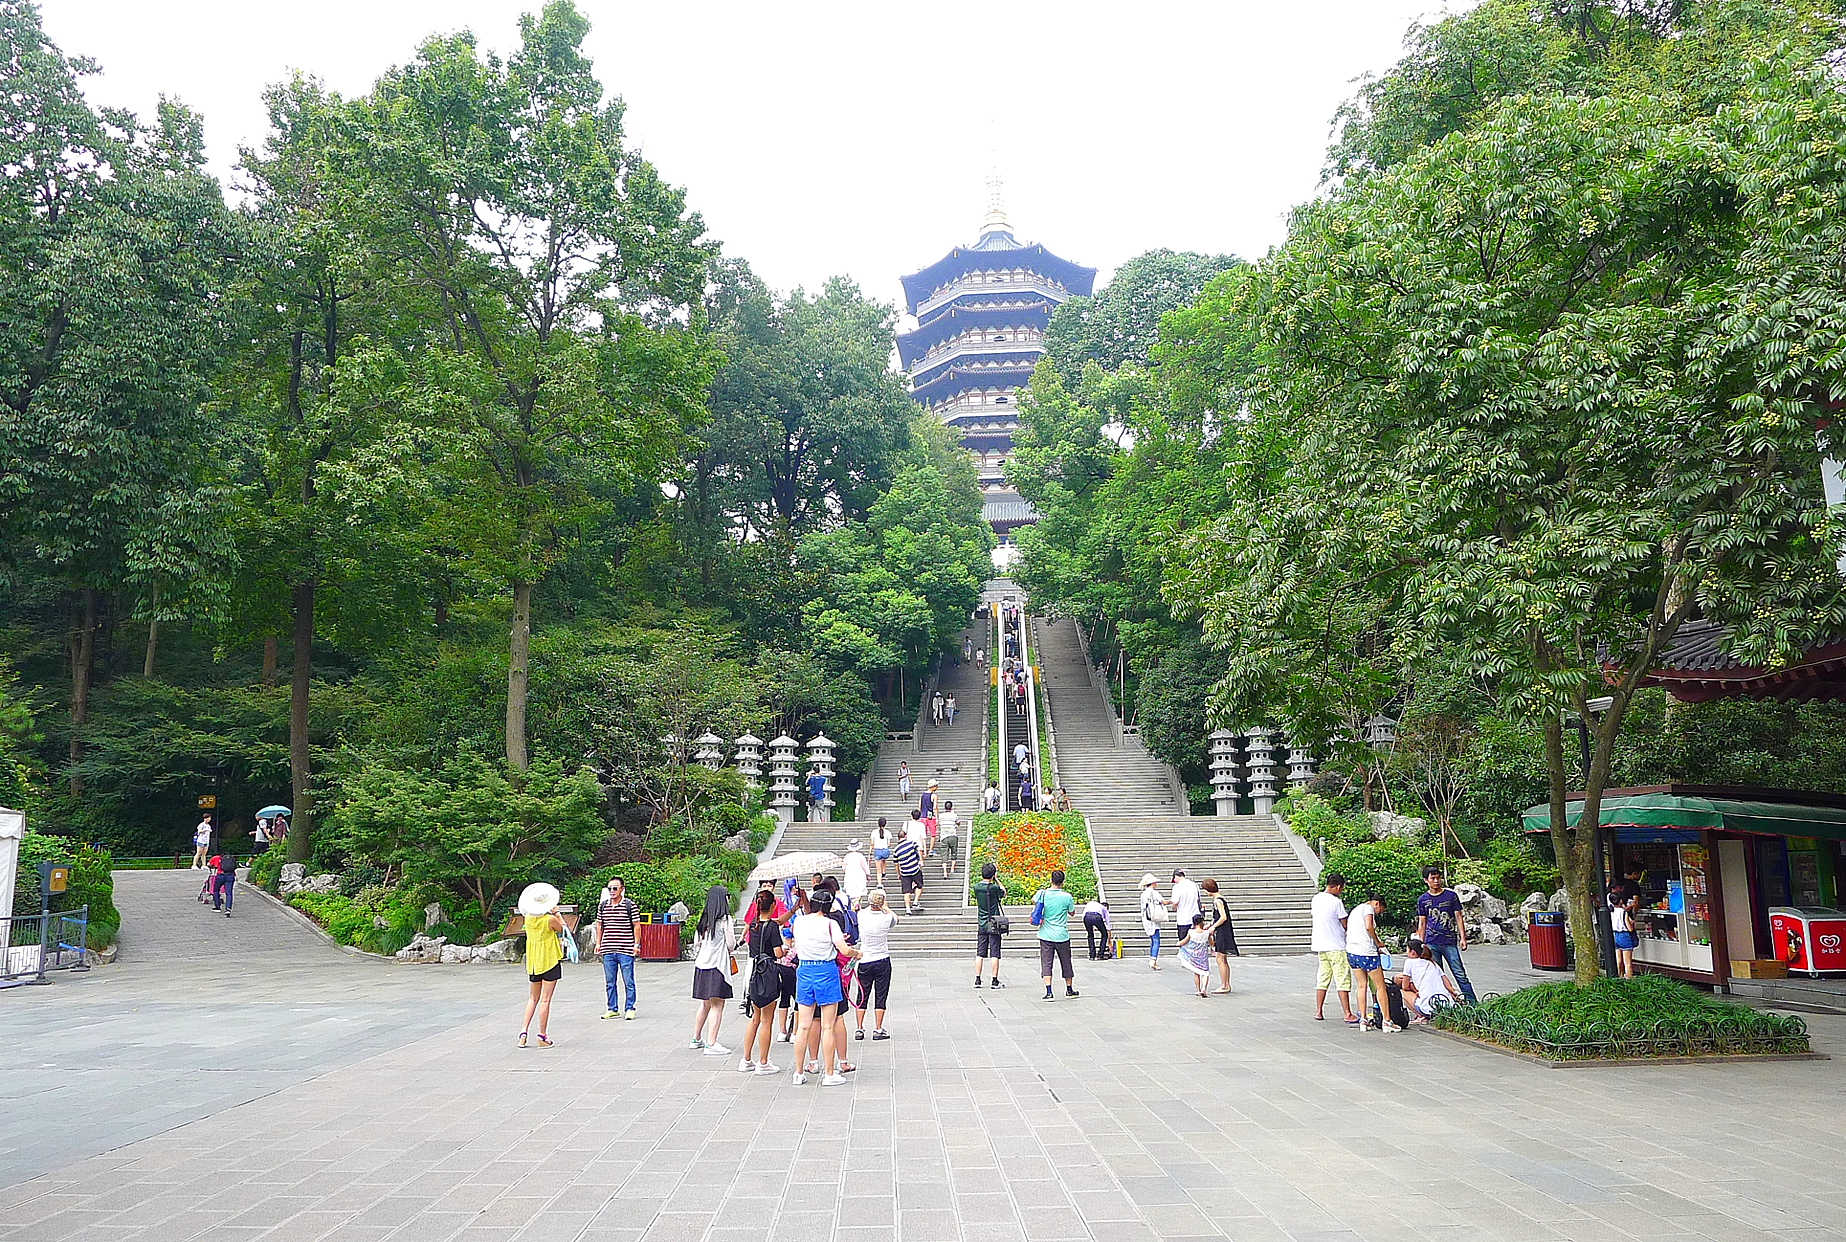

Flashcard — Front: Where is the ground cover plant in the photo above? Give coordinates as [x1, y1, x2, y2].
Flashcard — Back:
[1429, 974, 1811, 1061]
[968, 811, 1098, 903]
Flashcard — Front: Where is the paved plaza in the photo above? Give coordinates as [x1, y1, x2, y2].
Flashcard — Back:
[3, 872, 1844, 1242]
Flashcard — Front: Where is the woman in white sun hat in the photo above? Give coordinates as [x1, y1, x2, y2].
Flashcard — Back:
[1138, 873, 1169, 971]
[518, 882, 566, 1048]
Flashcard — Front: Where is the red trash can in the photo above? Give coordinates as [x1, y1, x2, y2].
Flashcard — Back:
[1528, 909, 1568, 970]
[638, 921, 683, 962]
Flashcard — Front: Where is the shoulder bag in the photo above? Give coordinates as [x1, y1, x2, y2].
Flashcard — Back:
[983, 884, 1011, 935]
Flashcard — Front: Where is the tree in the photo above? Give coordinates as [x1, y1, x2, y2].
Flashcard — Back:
[319, 1, 715, 769]
[1169, 5, 1846, 983]
[0, 4, 242, 791]
[1042, 249, 1240, 385]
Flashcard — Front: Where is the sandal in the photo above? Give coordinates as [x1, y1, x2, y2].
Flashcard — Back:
[518, 1032, 529, 1048]
[838, 1061, 856, 1073]
[535, 1033, 554, 1048]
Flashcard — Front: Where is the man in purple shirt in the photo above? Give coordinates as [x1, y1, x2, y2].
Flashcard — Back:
[1415, 867, 1476, 1003]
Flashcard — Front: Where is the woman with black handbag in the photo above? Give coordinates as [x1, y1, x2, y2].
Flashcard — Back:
[739, 889, 786, 1074]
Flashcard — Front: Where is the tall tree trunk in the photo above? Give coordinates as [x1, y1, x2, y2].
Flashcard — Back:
[506, 580, 532, 770]
[262, 635, 278, 687]
[1544, 713, 1600, 985]
[68, 588, 101, 795]
[143, 618, 159, 678]
[286, 580, 315, 863]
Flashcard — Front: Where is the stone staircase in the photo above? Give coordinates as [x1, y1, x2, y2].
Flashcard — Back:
[1033, 615, 1316, 956]
[1033, 617, 1184, 816]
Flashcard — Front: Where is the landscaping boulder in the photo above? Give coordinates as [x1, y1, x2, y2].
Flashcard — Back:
[1549, 887, 1569, 912]
[394, 932, 447, 963]
[1475, 920, 1509, 945]
[438, 943, 472, 964]
[474, 939, 518, 963]
[1518, 892, 1549, 925]
[721, 830, 751, 854]
[278, 863, 307, 892]
[1367, 811, 1426, 841]
[423, 902, 447, 931]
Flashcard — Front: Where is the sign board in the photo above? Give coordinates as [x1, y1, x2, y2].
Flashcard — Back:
[196, 795, 218, 809]
[46, 865, 69, 894]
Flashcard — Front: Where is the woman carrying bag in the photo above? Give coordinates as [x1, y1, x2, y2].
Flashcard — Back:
[517, 883, 567, 1048]
[688, 885, 737, 1056]
[1139, 874, 1168, 971]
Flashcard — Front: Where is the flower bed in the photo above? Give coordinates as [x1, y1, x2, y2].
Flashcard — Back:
[968, 811, 1099, 903]
[1429, 975, 1811, 1061]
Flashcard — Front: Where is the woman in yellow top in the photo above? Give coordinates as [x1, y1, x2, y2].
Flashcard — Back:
[519, 883, 566, 1048]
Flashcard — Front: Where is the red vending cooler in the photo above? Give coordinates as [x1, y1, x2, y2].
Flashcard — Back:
[1769, 907, 1846, 975]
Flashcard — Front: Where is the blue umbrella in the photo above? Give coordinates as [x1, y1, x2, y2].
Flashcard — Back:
[256, 805, 291, 818]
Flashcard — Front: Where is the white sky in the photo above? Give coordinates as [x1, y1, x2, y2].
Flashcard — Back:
[41, 1, 1470, 310]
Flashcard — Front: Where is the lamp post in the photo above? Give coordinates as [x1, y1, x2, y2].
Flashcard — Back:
[1572, 696, 1618, 977]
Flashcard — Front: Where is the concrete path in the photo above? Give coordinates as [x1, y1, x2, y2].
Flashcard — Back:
[3, 873, 1844, 1242]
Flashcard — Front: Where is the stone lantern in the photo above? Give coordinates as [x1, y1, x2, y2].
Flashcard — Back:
[733, 733, 763, 786]
[806, 733, 836, 823]
[694, 732, 725, 772]
[1208, 729, 1241, 818]
[1285, 737, 1318, 790]
[1246, 727, 1279, 816]
[767, 734, 800, 823]
[1364, 714, 1398, 749]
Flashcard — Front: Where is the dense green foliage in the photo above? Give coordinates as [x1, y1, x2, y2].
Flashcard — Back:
[11, 831, 118, 949]
[1431, 974, 1812, 1059]
[1016, 0, 1846, 982]
[0, 2, 990, 940]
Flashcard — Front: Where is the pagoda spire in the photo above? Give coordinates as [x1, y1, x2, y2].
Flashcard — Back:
[981, 170, 1010, 238]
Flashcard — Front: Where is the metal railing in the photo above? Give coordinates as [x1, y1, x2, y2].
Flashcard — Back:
[2, 908, 91, 989]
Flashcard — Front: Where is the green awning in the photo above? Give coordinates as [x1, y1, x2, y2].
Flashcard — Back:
[1521, 791, 1846, 841]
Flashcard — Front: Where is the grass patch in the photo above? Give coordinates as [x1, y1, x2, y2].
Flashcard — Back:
[1430, 974, 1811, 1061]
[968, 811, 1099, 904]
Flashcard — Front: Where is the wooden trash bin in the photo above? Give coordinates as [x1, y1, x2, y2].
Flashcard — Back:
[638, 921, 683, 961]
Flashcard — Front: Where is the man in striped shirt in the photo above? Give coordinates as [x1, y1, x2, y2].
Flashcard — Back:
[594, 877, 640, 1020]
[893, 833, 925, 915]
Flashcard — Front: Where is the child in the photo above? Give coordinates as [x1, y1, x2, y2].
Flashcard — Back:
[1179, 914, 1212, 997]
[1394, 938, 1460, 1022]
[1610, 889, 1638, 978]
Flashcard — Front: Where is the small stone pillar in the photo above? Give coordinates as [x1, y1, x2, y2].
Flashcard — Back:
[1246, 727, 1279, 816]
[767, 734, 800, 823]
[1208, 729, 1240, 817]
[1285, 736, 1317, 791]
[694, 732, 725, 772]
[733, 733, 763, 787]
[806, 732, 836, 823]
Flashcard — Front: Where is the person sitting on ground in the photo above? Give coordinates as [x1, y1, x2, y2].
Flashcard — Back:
[1394, 939, 1460, 1022]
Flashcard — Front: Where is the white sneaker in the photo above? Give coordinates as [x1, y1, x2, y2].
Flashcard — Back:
[688, 1038, 705, 1049]
[702, 1043, 731, 1056]
[821, 1073, 847, 1087]
[737, 1058, 755, 1072]
[777, 1030, 791, 1042]
[624, 1010, 636, 1020]
[755, 1061, 780, 1075]
[791, 1071, 807, 1085]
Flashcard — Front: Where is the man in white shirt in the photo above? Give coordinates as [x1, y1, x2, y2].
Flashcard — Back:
[1170, 870, 1201, 930]
[843, 840, 870, 908]
[1310, 872, 1356, 1024]
[192, 816, 213, 869]
[903, 811, 927, 853]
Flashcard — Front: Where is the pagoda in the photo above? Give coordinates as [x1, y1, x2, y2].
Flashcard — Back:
[897, 182, 1095, 540]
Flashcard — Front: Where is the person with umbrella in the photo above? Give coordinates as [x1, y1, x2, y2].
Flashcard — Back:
[518, 883, 566, 1049]
[253, 804, 290, 851]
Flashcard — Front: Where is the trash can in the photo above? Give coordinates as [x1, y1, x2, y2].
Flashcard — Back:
[638, 921, 683, 962]
[1528, 909, 1568, 970]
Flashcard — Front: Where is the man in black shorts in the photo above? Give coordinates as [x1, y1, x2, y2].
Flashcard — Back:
[893, 831, 925, 914]
[973, 862, 1006, 988]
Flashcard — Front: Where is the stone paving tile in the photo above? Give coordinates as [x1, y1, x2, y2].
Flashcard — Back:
[7, 881, 1846, 1242]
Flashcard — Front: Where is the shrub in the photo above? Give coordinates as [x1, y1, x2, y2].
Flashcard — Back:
[562, 855, 731, 918]
[1279, 793, 1375, 849]
[1321, 839, 1443, 928]
[12, 832, 119, 949]
[968, 812, 1099, 903]
[248, 847, 286, 892]
[590, 831, 646, 867]
[1430, 974, 1811, 1060]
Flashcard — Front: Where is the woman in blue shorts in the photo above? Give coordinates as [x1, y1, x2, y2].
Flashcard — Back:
[790, 890, 859, 1086]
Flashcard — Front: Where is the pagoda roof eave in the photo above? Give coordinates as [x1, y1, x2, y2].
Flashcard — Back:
[900, 242, 1097, 311]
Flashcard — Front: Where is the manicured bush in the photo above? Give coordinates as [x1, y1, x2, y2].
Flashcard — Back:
[563, 855, 732, 918]
[1321, 839, 1443, 928]
[968, 812, 1099, 903]
[1430, 974, 1811, 1060]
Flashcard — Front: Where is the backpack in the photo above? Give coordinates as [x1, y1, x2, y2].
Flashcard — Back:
[1372, 981, 1412, 1030]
